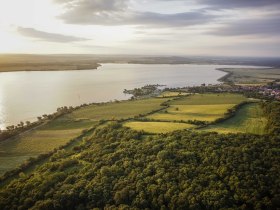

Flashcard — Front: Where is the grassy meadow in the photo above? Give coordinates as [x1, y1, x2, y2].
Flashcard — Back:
[0, 119, 93, 175]
[148, 104, 236, 122]
[169, 93, 247, 105]
[148, 93, 247, 122]
[200, 103, 267, 134]
[124, 121, 195, 134]
[69, 98, 169, 121]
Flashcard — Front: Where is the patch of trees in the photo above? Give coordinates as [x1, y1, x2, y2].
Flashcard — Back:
[0, 121, 41, 142]
[261, 101, 280, 134]
[136, 117, 206, 126]
[124, 85, 163, 97]
[0, 123, 279, 210]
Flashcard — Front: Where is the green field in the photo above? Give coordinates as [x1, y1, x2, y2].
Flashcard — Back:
[148, 104, 236, 122]
[124, 121, 195, 134]
[169, 93, 247, 105]
[200, 103, 267, 134]
[148, 94, 246, 122]
[0, 127, 85, 175]
[69, 98, 169, 121]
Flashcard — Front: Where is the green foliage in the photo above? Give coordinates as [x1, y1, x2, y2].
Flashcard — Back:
[261, 101, 280, 134]
[123, 85, 160, 97]
[1, 125, 279, 209]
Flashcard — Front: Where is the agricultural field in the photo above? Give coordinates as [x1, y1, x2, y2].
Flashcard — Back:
[169, 93, 247, 105]
[148, 93, 247, 122]
[200, 103, 267, 134]
[0, 114, 96, 175]
[148, 104, 235, 122]
[0, 126, 86, 175]
[69, 98, 169, 121]
[124, 121, 195, 134]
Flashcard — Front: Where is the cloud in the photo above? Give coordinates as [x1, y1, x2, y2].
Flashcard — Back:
[161, 0, 280, 9]
[17, 27, 89, 42]
[209, 16, 280, 37]
[199, 0, 280, 8]
[54, 0, 215, 27]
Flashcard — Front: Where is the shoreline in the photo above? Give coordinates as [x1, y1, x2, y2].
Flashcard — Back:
[216, 68, 233, 83]
[0, 63, 101, 73]
[0, 62, 271, 73]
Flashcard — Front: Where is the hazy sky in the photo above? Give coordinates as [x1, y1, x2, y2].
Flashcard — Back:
[0, 0, 279, 57]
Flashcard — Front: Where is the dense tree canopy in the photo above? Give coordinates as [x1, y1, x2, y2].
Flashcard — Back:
[0, 123, 279, 210]
[261, 101, 280, 134]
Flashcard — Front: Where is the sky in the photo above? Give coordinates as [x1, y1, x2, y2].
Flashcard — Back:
[0, 0, 279, 57]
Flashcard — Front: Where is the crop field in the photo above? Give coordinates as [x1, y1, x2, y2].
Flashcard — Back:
[148, 104, 236, 122]
[124, 121, 195, 134]
[169, 93, 247, 105]
[0, 114, 98, 175]
[42, 117, 94, 130]
[69, 98, 169, 121]
[0, 127, 84, 175]
[200, 103, 267, 134]
[147, 94, 246, 122]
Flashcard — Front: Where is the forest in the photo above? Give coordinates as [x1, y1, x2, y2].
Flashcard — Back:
[0, 116, 279, 209]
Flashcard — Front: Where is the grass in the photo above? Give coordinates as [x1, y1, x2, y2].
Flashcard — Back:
[147, 94, 247, 122]
[169, 93, 247, 105]
[124, 121, 195, 134]
[148, 104, 236, 122]
[0, 127, 84, 175]
[200, 103, 267, 135]
[69, 98, 169, 121]
[42, 117, 94, 130]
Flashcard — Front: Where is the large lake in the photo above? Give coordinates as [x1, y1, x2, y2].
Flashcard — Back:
[0, 63, 255, 129]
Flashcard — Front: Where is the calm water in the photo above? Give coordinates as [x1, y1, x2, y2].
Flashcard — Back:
[0, 63, 254, 129]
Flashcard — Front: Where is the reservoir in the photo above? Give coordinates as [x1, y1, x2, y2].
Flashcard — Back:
[0, 63, 253, 129]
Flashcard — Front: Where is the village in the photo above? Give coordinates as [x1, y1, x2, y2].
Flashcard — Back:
[178, 82, 280, 101]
